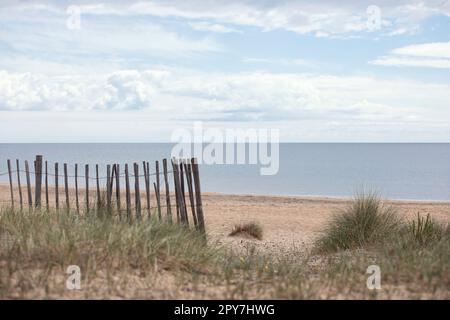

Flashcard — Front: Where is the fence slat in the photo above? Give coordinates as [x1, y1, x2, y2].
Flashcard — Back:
[172, 160, 180, 223]
[54, 162, 59, 210]
[24, 160, 33, 209]
[184, 162, 198, 228]
[162, 159, 171, 222]
[7, 159, 14, 208]
[125, 164, 131, 219]
[153, 182, 161, 219]
[180, 161, 189, 225]
[155, 160, 162, 220]
[143, 161, 151, 219]
[115, 164, 121, 216]
[75, 164, 80, 214]
[172, 159, 186, 225]
[96, 164, 101, 208]
[16, 159, 23, 211]
[191, 158, 205, 233]
[64, 163, 69, 210]
[45, 161, 49, 210]
[106, 164, 112, 212]
[110, 164, 115, 195]
[35, 155, 43, 208]
[146, 162, 151, 219]
[85, 164, 89, 213]
[134, 163, 141, 219]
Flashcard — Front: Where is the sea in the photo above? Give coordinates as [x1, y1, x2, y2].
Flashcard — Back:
[0, 143, 449, 201]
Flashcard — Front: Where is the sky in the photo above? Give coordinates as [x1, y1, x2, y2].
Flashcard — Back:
[0, 0, 449, 142]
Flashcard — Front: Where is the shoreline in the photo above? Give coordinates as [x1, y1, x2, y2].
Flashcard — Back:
[1, 182, 449, 205]
[202, 191, 450, 205]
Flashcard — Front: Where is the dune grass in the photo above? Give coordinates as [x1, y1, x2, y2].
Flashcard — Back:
[315, 191, 449, 253]
[0, 206, 322, 299]
[229, 222, 263, 240]
[407, 212, 449, 247]
[312, 191, 450, 298]
[0, 195, 449, 299]
[0, 206, 221, 298]
[315, 191, 401, 253]
[0, 207, 213, 272]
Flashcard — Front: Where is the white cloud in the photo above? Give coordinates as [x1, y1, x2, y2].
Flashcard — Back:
[242, 57, 314, 68]
[371, 42, 450, 69]
[84, 1, 384, 36]
[371, 56, 450, 69]
[1, 68, 449, 122]
[1, 67, 450, 141]
[189, 21, 240, 33]
[2, 0, 450, 37]
[0, 3, 222, 65]
[115, 1, 450, 36]
[391, 42, 450, 59]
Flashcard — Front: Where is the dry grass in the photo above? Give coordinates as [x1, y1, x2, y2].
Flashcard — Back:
[0, 194, 449, 299]
[229, 222, 263, 240]
[315, 191, 401, 253]
[407, 212, 449, 246]
[313, 192, 450, 298]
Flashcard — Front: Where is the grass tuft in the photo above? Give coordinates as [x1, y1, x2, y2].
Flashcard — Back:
[315, 191, 401, 253]
[229, 222, 263, 240]
[406, 212, 448, 247]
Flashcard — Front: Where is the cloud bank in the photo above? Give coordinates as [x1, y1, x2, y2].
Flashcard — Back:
[2, 0, 450, 37]
[1, 68, 449, 125]
[371, 41, 450, 69]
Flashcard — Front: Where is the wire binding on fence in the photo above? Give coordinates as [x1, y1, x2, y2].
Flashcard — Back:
[2, 169, 174, 180]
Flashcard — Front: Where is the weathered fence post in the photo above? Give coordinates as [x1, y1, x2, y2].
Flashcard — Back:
[179, 161, 189, 225]
[153, 182, 161, 220]
[45, 161, 49, 210]
[172, 159, 180, 223]
[75, 164, 80, 214]
[172, 159, 187, 226]
[155, 160, 162, 220]
[143, 161, 151, 219]
[115, 164, 121, 216]
[184, 161, 198, 228]
[134, 163, 141, 219]
[16, 159, 23, 211]
[110, 164, 115, 196]
[54, 162, 59, 210]
[96, 164, 101, 208]
[162, 159, 171, 222]
[85, 164, 89, 213]
[64, 163, 69, 210]
[106, 164, 112, 212]
[191, 158, 205, 233]
[25, 160, 32, 209]
[125, 164, 131, 220]
[7, 159, 14, 208]
[35, 155, 43, 208]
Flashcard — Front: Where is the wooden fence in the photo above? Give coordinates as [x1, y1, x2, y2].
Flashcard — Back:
[3, 155, 205, 233]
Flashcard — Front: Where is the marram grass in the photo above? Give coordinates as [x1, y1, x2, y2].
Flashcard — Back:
[0, 200, 448, 299]
[315, 191, 401, 253]
[0, 207, 215, 273]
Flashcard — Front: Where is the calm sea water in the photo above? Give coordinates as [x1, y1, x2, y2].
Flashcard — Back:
[0, 143, 449, 201]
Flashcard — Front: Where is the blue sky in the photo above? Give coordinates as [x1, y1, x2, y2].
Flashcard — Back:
[0, 0, 449, 142]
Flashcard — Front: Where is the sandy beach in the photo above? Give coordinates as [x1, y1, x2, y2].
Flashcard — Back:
[1, 181, 450, 299]
[1, 183, 449, 255]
